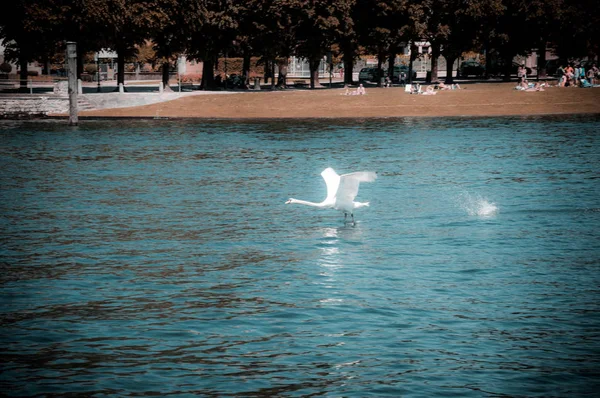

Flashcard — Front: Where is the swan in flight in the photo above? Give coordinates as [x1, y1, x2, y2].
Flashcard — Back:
[285, 167, 377, 224]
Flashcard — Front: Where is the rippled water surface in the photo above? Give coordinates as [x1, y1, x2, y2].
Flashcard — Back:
[1, 116, 599, 397]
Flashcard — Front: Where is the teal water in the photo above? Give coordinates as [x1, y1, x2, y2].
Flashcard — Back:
[1, 117, 599, 397]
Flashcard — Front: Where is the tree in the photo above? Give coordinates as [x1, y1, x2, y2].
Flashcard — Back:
[356, 0, 411, 86]
[246, 0, 303, 88]
[294, 0, 350, 89]
[488, 0, 536, 81]
[95, 0, 164, 87]
[443, 0, 503, 83]
[0, 0, 58, 90]
[187, 0, 238, 90]
[552, 0, 600, 63]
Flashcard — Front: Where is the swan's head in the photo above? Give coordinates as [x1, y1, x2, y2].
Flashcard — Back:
[285, 198, 293, 204]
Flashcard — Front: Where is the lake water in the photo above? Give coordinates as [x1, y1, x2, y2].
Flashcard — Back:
[1, 116, 599, 397]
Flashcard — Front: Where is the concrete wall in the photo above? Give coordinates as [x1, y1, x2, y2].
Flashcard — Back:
[0, 95, 69, 118]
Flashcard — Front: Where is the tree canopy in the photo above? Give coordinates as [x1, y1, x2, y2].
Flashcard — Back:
[1, 0, 597, 87]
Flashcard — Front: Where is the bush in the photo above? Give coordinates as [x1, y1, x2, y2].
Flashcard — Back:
[0, 62, 12, 74]
[84, 64, 98, 74]
[181, 73, 202, 83]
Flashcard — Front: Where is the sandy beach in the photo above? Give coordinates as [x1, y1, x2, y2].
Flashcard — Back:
[76, 82, 600, 119]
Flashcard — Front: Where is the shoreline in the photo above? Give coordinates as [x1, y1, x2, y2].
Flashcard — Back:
[44, 112, 600, 122]
[46, 82, 600, 119]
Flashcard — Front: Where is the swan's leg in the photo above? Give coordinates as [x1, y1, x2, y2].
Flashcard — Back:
[351, 213, 355, 226]
[344, 212, 348, 223]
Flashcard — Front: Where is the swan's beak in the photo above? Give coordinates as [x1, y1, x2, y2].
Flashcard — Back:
[285, 199, 292, 204]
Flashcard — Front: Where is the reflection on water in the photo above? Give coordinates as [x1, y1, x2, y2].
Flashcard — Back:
[1, 117, 599, 397]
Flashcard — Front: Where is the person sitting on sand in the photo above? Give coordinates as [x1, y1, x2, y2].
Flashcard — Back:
[515, 80, 529, 90]
[524, 82, 544, 92]
[580, 78, 593, 88]
[558, 73, 567, 87]
[421, 86, 437, 95]
[590, 64, 599, 83]
[437, 82, 449, 90]
[587, 65, 597, 85]
[410, 83, 421, 94]
[357, 84, 366, 95]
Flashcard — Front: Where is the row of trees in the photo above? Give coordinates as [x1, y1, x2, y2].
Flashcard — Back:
[1, 0, 598, 90]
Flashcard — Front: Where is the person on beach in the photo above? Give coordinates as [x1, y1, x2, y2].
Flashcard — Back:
[556, 65, 565, 86]
[579, 77, 592, 88]
[409, 83, 421, 94]
[421, 86, 437, 95]
[588, 64, 598, 85]
[357, 84, 366, 95]
[565, 64, 574, 86]
[517, 65, 527, 84]
[524, 82, 544, 92]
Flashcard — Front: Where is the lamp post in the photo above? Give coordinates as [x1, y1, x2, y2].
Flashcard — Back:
[94, 53, 101, 92]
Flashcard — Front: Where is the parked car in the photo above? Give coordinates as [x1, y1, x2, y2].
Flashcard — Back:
[459, 60, 485, 77]
[391, 65, 417, 82]
[358, 67, 386, 82]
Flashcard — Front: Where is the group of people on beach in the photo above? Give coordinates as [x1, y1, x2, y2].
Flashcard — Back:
[515, 81, 548, 91]
[342, 81, 462, 96]
[407, 82, 461, 95]
[515, 62, 599, 91]
[556, 63, 598, 87]
[343, 84, 367, 95]
[514, 65, 545, 91]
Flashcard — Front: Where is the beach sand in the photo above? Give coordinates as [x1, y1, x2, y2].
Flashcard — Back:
[77, 83, 600, 119]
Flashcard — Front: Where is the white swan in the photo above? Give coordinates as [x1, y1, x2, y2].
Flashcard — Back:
[285, 167, 377, 223]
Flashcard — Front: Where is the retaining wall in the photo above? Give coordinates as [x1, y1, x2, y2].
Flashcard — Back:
[0, 95, 70, 119]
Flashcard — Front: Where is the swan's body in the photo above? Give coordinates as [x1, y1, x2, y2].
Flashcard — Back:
[286, 167, 377, 223]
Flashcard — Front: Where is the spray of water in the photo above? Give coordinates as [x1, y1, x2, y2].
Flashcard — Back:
[458, 192, 499, 217]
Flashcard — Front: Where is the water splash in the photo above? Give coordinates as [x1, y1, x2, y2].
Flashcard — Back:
[458, 192, 499, 217]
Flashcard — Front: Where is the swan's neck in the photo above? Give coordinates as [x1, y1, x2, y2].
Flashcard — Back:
[288, 198, 326, 207]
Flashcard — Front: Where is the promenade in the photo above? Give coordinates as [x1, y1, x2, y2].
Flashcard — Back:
[74, 82, 600, 119]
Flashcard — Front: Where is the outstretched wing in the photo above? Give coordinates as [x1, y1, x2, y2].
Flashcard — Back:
[336, 171, 377, 207]
[321, 168, 340, 203]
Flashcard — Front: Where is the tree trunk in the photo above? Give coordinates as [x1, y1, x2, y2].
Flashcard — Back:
[271, 62, 275, 89]
[387, 53, 395, 79]
[162, 61, 170, 88]
[19, 57, 28, 92]
[444, 55, 456, 84]
[408, 43, 418, 83]
[201, 55, 215, 90]
[263, 60, 270, 84]
[41, 54, 49, 75]
[309, 57, 321, 89]
[343, 51, 354, 86]
[117, 48, 125, 86]
[537, 41, 547, 79]
[242, 51, 251, 86]
[376, 54, 384, 87]
[430, 42, 440, 83]
[277, 58, 288, 88]
[76, 47, 84, 79]
[484, 35, 491, 79]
